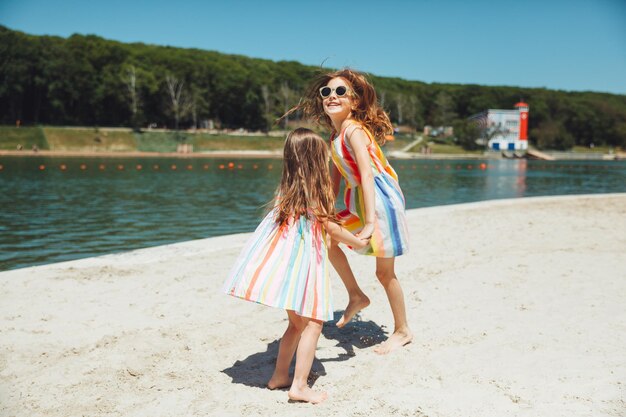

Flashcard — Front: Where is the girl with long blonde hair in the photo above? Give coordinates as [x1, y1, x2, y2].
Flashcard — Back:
[223, 128, 369, 403]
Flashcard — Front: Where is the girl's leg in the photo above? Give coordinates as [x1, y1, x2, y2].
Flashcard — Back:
[268, 310, 305, 389]
[373, 257, 413, 354]
[328, 238, 370, 327]
[288, 318, 328, 404]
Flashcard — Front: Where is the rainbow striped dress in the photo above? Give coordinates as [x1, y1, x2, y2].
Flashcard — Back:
[223, 209, 333, 321]
[330, 124, 410, 258]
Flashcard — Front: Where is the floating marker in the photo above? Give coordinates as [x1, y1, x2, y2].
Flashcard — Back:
[0, 164, 3, 171]
[117, 164, 125, 171]
[99, 164, 106, 171]
[202, 164, 210, 170]
[171, 164, 177, 170]
[80, 164, 87, 170]
[153, 164, 160, 170]
[136, 164, 143, 170]
[253, 164, 259, 169]
[219, 164, 225, 169]
[39, 164, 45, 171]
[237, 164, 243, 169]
[479, 163, 487, 170]
[228, 162, 235, 169]
[268, 164, 273, 170]
[60, 164, 67, 171]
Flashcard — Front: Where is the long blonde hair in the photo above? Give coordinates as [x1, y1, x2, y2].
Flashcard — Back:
[274, 128, 338, 226]
[284, 68, 394, 145]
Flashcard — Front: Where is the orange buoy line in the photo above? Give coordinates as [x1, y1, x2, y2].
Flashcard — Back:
[10, 160, 620, 174]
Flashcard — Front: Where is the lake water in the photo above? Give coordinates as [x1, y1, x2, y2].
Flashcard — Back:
[1, 156, 625, 271]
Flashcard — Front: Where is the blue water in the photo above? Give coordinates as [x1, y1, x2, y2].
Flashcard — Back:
[1, 156, 625, 271]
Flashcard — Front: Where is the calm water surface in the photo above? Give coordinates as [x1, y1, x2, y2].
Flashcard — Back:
[1, 156, 625, 271]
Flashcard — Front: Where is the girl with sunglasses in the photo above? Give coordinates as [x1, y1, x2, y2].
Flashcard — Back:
[224, 128, 369, 403]
[287, 69, 412, 354]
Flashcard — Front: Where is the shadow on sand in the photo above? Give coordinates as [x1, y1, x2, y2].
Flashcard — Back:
[221, 310, 387, 388]
[320, 310, 388, 362]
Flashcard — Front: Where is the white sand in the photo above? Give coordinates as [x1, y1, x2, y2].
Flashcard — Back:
[1, 194, 625, 417]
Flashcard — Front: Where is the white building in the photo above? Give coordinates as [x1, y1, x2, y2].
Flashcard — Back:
[470, 102, 529, 151]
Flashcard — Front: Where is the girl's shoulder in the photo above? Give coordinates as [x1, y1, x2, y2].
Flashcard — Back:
[343, 121, 374, 146]
[342, 120, 364, 135]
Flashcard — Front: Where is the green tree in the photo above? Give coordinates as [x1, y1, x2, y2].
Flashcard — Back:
[531, 119, 575, 150]
[432, 91, 457, 126]
[453, 119, 481, 150]
[1, 24, 625, 149]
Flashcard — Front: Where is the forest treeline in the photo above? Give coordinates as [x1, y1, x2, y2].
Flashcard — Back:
[1, 25, 625, 150]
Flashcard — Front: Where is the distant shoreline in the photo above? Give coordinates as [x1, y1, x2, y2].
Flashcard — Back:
[1, 149, 622, 160]
[2, 126, 622, 160]
[0, 149, 490, 160]
[0, 150, 283, 159]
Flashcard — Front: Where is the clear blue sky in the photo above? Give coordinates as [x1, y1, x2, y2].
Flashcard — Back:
[1, 0, 625, 94]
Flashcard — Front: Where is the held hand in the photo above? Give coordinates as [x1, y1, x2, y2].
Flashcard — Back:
[352, 236, 370, 250]
[356, 223, 375, 240]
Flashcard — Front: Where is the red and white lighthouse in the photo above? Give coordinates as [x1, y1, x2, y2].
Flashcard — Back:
[469, 102, 531, 151]
[515, 102, 529, 142]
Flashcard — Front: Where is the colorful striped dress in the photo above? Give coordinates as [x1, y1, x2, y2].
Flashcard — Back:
[223, 209, 333, 321]
[330, 124, 410, 258]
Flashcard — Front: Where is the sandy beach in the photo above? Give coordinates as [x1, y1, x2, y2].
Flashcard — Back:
[1, 194, 625, 417]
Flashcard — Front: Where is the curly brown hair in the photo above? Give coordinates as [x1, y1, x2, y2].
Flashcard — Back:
[274, 128, 338, 226]
[284, 69, 393, 145]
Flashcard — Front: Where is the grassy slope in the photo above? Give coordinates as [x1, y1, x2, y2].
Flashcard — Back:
[134, 132, 179, 152]
[192, 134, 285, 151]
[0, 126, 615, 155]
[0, 127, 49, 150]
[43, 127, 137, 152]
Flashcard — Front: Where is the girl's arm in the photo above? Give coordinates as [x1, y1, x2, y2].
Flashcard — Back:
[322, 220, 369, 249]
[345, 125, 376, 239]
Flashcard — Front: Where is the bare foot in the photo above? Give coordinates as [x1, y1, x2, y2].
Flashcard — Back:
[374, 327, 413, 355]
[267, 374, 292, 390]
[336, 294, 370, 328]
[288, 385, 328, 404]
